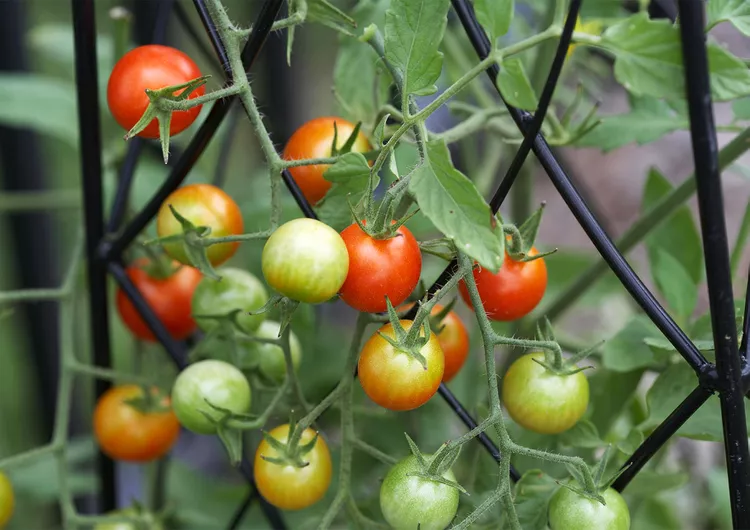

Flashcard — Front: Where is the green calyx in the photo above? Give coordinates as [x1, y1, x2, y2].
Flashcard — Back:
[124, 386, 171, 415]
[260, 423, 319, 468]
[403, 434, 466, 494]
[559, 446, 623, 505]
[379, 298, 432, 370]
[503, 202, 557, 263]
[533, 317, 599, 376]
[330, 120, 363, 157]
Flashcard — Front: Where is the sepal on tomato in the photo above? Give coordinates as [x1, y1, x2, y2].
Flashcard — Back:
[402, 434, 467, 494]
[247, 293, 300, 338]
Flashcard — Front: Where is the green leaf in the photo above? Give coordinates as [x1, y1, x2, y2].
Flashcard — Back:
[615, 428, 644, 454]
[627, 470, 689, 498]
[642, 168, 703, 284]
[601, 13, 750, 101]
[640, 362, 750, 441]
[708, 0, 750, 36]
[410, 140, 504, 271]
[558, 420, 604, 449]
[602, 316, 662, 372]
[576, 95, 688, 152]
[496, 58, 537, 111]
[643, 337, 714, 353]
[308, 0, 357, 34]
[651, 249, 698, 321]
[0, 74, 77, 146]
[708, 469, 734, 530]
[317, 152, 376, 231]
[733, 97, 750, 121]
[28, 24, 113, 79]
[588, 368, 644, 438]
[474, 0, 513, 46]
[333, 0, 390, 124]
[501, 470, 557, 530]
[632, 497, 683, 530]
[385, 0, 450, 97]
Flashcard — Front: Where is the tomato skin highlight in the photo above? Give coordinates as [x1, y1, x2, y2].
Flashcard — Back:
[501, 352, 589, 434]
[459, 247, 547, 321]
[339, 223, 422, 313]
[358, 320, 444, 411]
[283, 117, 371, 205]
[157, 183, 244, 267]
[116, 260, 201, 341]
[0, 471, 14, 528]
[107, 45, 204, 138]
[380, 454, 459, 530]
[254, 424, 332, 510]
[548, 483, 631, 530]
[171, 360, 252, 434]
[261, 218, 349, 304]
[191, 267, 268, 334]
[93, 385, 180, 462]
[93, 508, 165, 530]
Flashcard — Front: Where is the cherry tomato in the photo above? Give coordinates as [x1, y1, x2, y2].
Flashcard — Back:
[262, 218, 349, 304]
[283, 117, 371, 205]
[339, 222, 422, 313]
[107, 45, 204, 138]
[93, 385, 180, 462]
[239, 320, 302, 384]
[157, 184, 244, 268]
[380, 454, 459, 530]
[254, 424, 332, 510]
[501, 352, 589, 434]
[458, 247, 547, 321]
[94, 508, 164, 530]
[399, 303, 470, 382]
[548, 482, 631, 530]
[191, 267, 268, 333]
[116, 260, 201, 341]
[0, 471, 14, 528]
[358, 320, 444, 411]
[171, 360, 252, 434]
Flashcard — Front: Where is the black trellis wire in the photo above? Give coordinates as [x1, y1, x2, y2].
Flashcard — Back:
[66, 0, 750, 528]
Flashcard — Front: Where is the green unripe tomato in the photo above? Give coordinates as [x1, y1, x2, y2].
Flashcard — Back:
[548, 483, 631, 530]
[380, 454, 459, 530]
[171, 360, 252, 434]
[191, 268, 268, 334]
[240, 320, 302, 384]
[93, 508, 164, 530]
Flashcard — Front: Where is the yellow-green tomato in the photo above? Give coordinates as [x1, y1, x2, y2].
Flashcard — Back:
[191, 267, 268, 333]
[380, 454, 459, 530]
[548, 483, 630, 530]
[241, 320, 302, 384]
[261, 218, 349, 304]
[0, 471, 14, 528]
[171, 360, 251, 434]
[501, 352, 589, 434]
[93, 508, 164, 530]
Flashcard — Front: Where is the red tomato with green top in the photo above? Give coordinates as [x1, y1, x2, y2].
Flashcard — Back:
[107, 44, 204, 138]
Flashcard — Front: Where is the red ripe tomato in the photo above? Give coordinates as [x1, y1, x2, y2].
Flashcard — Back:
[358, 320, 444, 411]
[93, 385, 180, 462]
[156, 184, 244, 267]
[339, 223, 422, 313]
[116, 260, 201, 341]
[107, 44, 204, 138]
[282, 117, 371, 205]
[459, 247, 547, 321]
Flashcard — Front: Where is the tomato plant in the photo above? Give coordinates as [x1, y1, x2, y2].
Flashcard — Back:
[156, 183, 244, 267]
[338, 222, 422, 313]
[191, 267, 268, 333]
[501, 352, 589, 434]
[283, 117, 371, 205]
[93, 385, 180, 462]
[107, 45, 204, 138]
[93, 508, 164, 530]
[240, 320, 302, 384]
[380, 454, 459, 530]
[171, 360, 252, 434]
[261, 218, 349, 304]
[358, 320, 444, 411]
[0, 471, 13, 528]
[253, 424, 332, 510]
[115, 259, 201, 341]
[458, 248, 547, 321]
[548, 483, 631, 530]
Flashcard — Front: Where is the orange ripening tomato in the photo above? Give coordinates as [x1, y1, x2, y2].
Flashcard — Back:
[282, 117, 371, 205]
[339, 222, 422, 313]
[93, 385, 180, 462]
[156, 184, 244, 267]
[107, 44, 204, 138]
[116, 259, 201, 341]
[459, 247, 547, 321]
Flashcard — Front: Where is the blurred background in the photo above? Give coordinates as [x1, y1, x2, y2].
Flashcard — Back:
[1, 0, 749, 528]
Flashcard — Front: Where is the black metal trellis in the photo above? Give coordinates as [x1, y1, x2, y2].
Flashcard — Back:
[67, 0, 750, 529]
